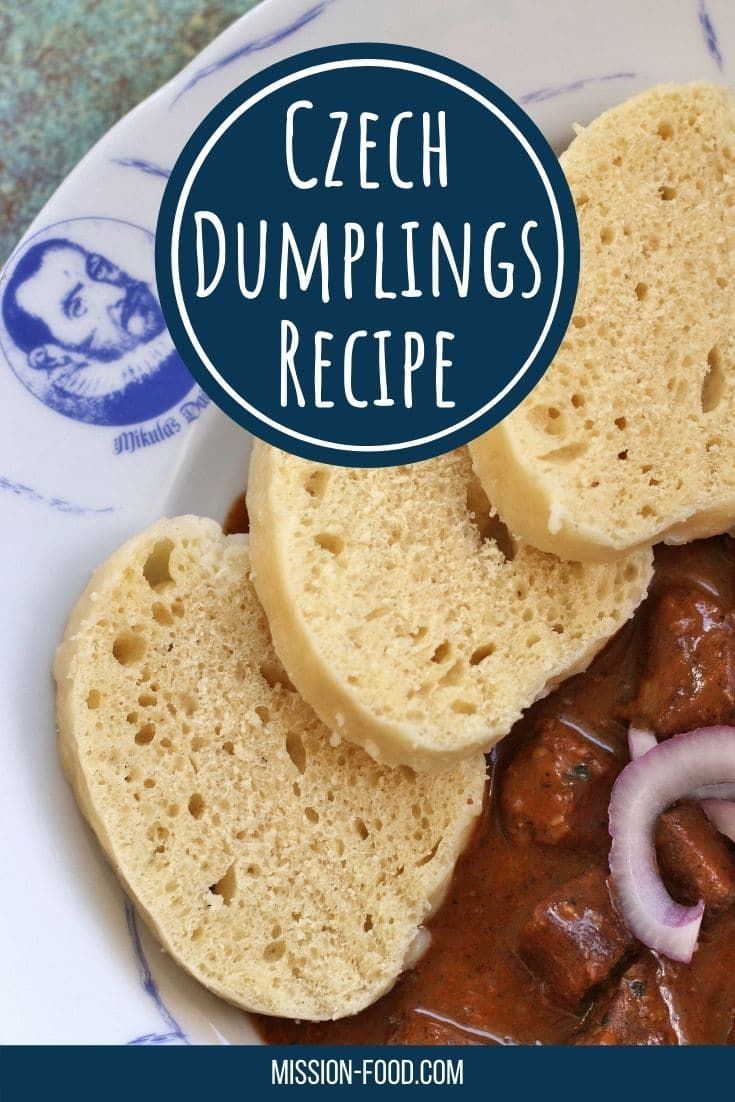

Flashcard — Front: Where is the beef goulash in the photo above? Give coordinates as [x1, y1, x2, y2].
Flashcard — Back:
[253, 535, 735, 1045]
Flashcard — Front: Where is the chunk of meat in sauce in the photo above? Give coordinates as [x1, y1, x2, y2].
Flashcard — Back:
[635, 587, 735, 737]
[520, 866, 634, 1006]
[656, 801, 735, 913]
[654, 910, 735, 1044]
[575, 957, 675, 1045]
[501, 719, 619, 847]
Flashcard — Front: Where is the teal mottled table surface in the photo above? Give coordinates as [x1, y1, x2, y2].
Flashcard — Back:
[0, 0, 259, 265]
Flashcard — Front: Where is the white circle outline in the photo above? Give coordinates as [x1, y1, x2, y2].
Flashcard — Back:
[170, 57, 567, 453]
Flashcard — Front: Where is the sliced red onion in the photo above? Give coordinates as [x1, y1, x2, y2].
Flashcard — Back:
[700, 798, 735, 843]
[628, 726, 658, 759]
[609, 725, 735, 962]
[626, 726, 735, 848]
[627, 728, 735, 800]
[693, 781, 735, 801]
[627, 727, 735, 843]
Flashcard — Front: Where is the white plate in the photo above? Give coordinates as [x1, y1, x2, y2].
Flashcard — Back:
[1, 0, 732, 1045]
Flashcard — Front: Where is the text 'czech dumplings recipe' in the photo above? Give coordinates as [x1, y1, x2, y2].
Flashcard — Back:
[156, 44, 579, 465]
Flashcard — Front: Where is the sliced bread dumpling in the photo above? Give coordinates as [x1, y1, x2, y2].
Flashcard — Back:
[470, 82, 735, 561]
[247, 444, 652, 772]
[54, 517, 485, 1021]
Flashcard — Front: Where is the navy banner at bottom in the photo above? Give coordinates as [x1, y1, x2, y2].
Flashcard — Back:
[0, 1044, 728, 1101]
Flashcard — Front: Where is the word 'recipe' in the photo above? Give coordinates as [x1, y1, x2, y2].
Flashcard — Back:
[192, 103, 544, 411]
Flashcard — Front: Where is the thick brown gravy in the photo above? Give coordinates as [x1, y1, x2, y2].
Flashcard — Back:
[224, 492, 249, 537]
[225, 488, 735, 1046]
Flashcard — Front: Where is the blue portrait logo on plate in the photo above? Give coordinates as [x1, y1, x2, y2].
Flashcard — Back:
[0, 217, 195, 426]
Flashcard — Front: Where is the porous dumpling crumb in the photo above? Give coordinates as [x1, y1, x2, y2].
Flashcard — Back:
[247, 445, 652, 771]
[470, 82, 735, 561]
[55, 517, 485, 1020]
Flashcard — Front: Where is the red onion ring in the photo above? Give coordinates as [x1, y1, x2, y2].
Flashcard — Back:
[628, 726, 657, 759]
[693, 782, 735, 800]
[627, 727, 735, 836]
[609, 726, 735, 962]
[700, 798, 735, 843]
[627, 729, 735, 800]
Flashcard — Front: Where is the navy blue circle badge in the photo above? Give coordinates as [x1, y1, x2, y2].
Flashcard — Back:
[156, 44, 579, 466]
